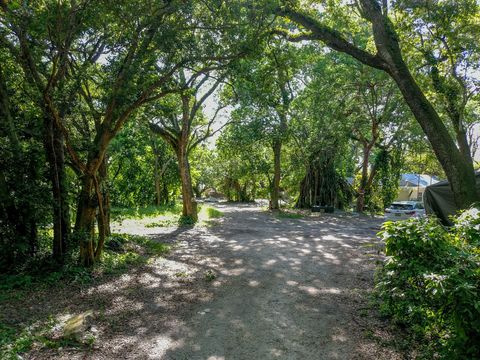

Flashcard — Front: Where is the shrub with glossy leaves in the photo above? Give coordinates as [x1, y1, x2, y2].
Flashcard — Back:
[376, 209, 480, 359]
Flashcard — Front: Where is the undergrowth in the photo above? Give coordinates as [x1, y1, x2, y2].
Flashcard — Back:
[375, 208, 480, 359]
[0, 233, 169, 358]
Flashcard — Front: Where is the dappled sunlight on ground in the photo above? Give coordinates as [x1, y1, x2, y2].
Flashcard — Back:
[15, 203, 403, 359]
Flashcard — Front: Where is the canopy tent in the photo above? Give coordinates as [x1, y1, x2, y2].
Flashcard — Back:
[424, 173, 480, 225]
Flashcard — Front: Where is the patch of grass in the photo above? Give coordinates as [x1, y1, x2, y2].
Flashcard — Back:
[178, 215, 196, 226]
[101, 251, 144, 274]
[145, 207, 223, 228]
[276, 211, 304, 219]
[145, 219, 178, 228]
[196, 206, 223, 227]
[111, 203, 182, 221]
[116, 204, 223, 228]
[206, 207, 223, 219]
[143, 241, 170, 256]
[101, 233, 170, 274]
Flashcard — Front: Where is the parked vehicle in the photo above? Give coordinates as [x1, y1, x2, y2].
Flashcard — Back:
[384, 201, 425, 221]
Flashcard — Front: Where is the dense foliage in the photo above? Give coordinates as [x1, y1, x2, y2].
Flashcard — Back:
[1, 2, 480, 358]
[376, 209, 480, 358]
[1, 1, 479, 270]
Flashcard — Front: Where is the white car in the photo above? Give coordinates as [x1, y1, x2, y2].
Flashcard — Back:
[384, 201, 425, 221]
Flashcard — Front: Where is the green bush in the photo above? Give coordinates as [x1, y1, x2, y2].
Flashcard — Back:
[376, 209, 480, 359]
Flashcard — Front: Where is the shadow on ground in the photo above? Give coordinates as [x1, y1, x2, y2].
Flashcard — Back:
[11, 204, 402, 360]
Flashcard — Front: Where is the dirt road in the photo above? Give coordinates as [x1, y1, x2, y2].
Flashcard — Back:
[29, 204, 402, 359]
[106, 204, 400, 359]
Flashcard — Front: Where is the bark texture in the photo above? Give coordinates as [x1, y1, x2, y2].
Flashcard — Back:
[177, 147, 198, 221]
[43, 114, 70, 261]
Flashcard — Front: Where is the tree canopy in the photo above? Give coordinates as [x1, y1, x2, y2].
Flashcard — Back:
[1, 0, 479, 269]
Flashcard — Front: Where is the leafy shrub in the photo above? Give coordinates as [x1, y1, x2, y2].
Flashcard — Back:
[376, 209, 480, 359]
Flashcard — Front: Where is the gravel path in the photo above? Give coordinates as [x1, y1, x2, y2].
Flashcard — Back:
[24, 204, 403, 359]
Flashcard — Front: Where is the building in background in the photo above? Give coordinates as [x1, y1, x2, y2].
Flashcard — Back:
[396, 174, 439, 201]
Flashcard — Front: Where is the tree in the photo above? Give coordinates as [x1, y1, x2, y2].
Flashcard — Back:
[394, 0, 480, 166]
[215, 117, 273, 202]
[287, 51, 356, 209]
[1, 0, 86, 261]
[346, 66, 412, 212]
[0, 54, 49, 270]
[1, 0, 202, 265]
[274, 0, 479, 208]
[107, 121, 179, 208]
[228, 41, 300, 209]
[149, 69, 228, 221]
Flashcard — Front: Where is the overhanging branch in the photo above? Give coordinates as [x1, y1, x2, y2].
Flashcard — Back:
[275, 7, 389, 71]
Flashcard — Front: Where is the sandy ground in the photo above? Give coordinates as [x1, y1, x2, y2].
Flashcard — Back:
[19, 203, 404, 359]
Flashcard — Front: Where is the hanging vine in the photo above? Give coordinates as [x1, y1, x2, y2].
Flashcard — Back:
[295, 149, 353, 209]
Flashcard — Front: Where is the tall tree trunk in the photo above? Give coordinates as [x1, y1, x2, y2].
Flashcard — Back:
[356, 145, 371, 213]
[386, 62, 477, 208]
[452, 115, 473, 169]
[251, 177, 257, 200]
[177, 144, 197, 221]
[281, 3, 480, 208]
[43, 114, 70, 262]
[362, 0, 479, 208]
[98, 157, 111, 237]
[162, 181, 169, 205]
[75, 174, 96, 266]
[271, 139, 282, 210]
[356, 140, 378, 213]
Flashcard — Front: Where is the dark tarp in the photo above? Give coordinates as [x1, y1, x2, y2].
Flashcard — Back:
[424, 173, 480, 225]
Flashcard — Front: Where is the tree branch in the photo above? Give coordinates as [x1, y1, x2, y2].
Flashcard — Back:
[275, 7, 389, 71]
